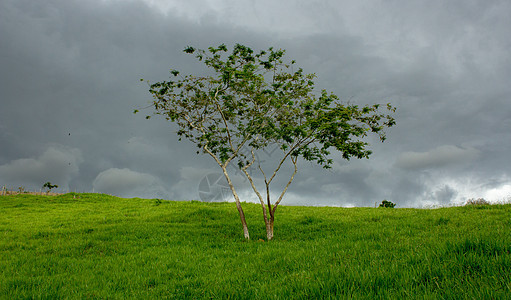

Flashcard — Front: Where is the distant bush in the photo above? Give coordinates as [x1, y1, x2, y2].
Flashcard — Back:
[42, 182, 58, 193]
[379, 200, 396, 208]
[465, 198, 490, 206]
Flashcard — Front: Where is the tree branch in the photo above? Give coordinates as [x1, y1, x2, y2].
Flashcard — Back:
[273, 155, 298, 215]
[241, 149, 268, 223]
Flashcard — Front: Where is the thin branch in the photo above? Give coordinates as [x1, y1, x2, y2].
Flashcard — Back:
[224, 135, 250, 167]
[257, 162, 273, 218]
[272, 155, 298, 215]
[203, 144, 223, 167]
[211, 85, 235, 151]
[241, 149, 268, 223]
[267, 134, 312, 185]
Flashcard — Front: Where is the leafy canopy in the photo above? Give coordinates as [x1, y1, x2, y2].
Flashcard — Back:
[145, 43, 395, 170]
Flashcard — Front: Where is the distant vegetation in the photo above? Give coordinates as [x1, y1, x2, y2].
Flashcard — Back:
[42, 182, 58, 193]
[1, 185, 63, 196]
[379, 199, 396, 208]
[465, 197, 491, 206]
[1, 194, 510, 298]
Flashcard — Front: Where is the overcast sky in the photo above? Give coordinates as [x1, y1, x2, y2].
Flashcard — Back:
[1, 0, 510, 207]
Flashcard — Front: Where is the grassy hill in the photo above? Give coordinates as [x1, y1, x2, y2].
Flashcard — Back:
[1, 193, 510, 299]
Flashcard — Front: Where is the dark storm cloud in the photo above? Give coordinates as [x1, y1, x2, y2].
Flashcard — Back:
[1, 0, 186, 191]
[395, 145, 480, 171]
[1, 0, 510, 206]
[0, 0, 276, 198]
[0, 145, 82, 190]
[92, 167, 170, 199]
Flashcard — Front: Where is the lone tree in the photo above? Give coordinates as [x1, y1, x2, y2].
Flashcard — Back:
[141, 44, 395, 240]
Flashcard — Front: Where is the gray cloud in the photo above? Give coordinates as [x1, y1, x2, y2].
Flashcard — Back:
[92, 168, 170, 199]
[0, 145, 82, 191]
[1, 0, 510, 206]
[395, 145, 480, 171]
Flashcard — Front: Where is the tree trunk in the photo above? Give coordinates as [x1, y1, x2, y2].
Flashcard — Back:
[236, 200, 250, 240]
[266, 216, 274, 241]
[221, 167, 250, 240]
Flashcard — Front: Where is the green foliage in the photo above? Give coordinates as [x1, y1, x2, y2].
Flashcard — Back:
[379, 199, 396, 208]
[1, 194, 510, 298]
[146, 43, 395, 168]
[42, 182, 58, 192]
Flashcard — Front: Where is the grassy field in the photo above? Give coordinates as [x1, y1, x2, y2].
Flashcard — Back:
[1, 193, 510, 299]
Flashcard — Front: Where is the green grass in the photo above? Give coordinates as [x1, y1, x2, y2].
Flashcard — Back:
[1, 193, 510, 299]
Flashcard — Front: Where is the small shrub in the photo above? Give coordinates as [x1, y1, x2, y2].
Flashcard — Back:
[42, 182, 58, 193]
[379, 200, 396, 208]
[465, 198, 490, 206]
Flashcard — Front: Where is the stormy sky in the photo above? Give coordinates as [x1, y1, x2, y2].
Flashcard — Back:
[1, 0, 510, 207]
